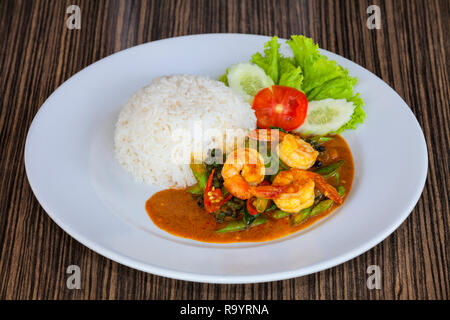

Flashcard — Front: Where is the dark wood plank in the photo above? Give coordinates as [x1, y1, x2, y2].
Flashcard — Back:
[0, 0, 448, 299]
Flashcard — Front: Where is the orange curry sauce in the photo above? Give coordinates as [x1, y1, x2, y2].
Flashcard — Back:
[146, 135, 354, 243]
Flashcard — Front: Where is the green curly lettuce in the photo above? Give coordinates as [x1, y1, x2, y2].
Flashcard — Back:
[251, 36, 280, 83]
[287, 35, 365, 132]
[218, 67, 230, 86]
[278, 57, 303, 91]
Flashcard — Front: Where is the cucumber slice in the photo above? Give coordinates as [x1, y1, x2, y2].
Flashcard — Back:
[296, 98, 356, 135]
[227, 63, 274, 103]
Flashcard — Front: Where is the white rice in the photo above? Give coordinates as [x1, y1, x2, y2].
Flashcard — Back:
[114, 74, 257, 188]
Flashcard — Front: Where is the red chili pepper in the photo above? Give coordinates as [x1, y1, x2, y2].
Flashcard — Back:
[246, 198, 259, 216]
[204, 169, 232, 213]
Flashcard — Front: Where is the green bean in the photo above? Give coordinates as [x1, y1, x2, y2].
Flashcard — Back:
[310, 199, 334, 216]
[334, 171, 340, 185]
[226, 200, 244, 210]
[215, 217, 268, 233]
[310, 136, 334, 143]
[290, 207, 312, 225]
[272, 210, 291, 219]
[190, 163, 208, 190]
[337, 185, 346, 197]
[187, 183, 203, 195]
[291, 185, 345, 224]
[216, 221, 246, 233]
[266, 202, 277, 211]
[315, 160, 344, 178]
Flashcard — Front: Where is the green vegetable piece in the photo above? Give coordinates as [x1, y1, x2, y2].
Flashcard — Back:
[243, 206, 256, 226]
[315, 160, 344, 178]
[215, 217, 268, 233]
[251, 36, 280, 83]
[266, 202, 277, 211]
[335, 171, 340, 185]
[269, 125, 288, 133]
[272, 210, 291, 219]
[187, 183, 203, 195]
[219, 67, 230, 86]
[310, 199, 334, 216]
[278, 57, 303, 91]
[291, 207, 312, 225]
[286, 35, 366, 133]
[190, 163, 208, 190]
[251, 216, 268, 227]
[287, 35, 321, 72]
[337, 94, 366, 133]
[227, 63, 274, 103]
[337, 185, 346, 197]
[215, 220, 246, 233]
[255, 198, 270, 213]
[309, 136, 334, 143]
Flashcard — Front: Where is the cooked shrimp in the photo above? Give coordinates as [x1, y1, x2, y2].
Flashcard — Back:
[272, 168, 342, 213]
[248, 129, 319, 170]
[277, 134, 319, 169]
[221, 148, 284, 199]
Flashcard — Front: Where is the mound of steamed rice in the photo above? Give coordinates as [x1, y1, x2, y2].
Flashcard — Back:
[114, 74, 257, 188]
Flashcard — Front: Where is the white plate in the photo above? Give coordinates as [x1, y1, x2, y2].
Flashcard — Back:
[25, 34, 428, 283]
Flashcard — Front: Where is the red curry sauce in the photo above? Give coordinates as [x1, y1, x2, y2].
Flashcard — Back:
[146, 135, 354, 243]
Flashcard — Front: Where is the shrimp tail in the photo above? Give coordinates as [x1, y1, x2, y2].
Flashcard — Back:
[250, 185, 285, 199]
[311, 173, 343, 204]
[223, 175, 253, 199]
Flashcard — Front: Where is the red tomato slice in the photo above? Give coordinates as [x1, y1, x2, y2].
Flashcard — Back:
[252, 85, 308, 131]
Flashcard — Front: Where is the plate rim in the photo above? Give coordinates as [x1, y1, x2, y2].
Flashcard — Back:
[24, 33, 428, 283]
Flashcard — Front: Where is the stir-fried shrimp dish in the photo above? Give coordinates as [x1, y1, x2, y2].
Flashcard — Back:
[144, 35, 363, 243]
[146, 129, 354, 243]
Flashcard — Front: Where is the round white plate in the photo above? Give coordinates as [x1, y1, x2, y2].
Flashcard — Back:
[25, 34, 427, 283]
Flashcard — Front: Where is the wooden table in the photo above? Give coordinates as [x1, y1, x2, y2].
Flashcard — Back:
[0, 0, 448, 300]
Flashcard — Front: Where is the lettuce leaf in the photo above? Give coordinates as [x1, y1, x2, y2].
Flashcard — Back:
[251, 36, 280, 83]
[287, 35, 365, 132]
[337, 94, 366, 133]
[219, 67, 230, 86]
[287, 35, 321, 69]
[251, 38, 304, 91]
[278, 57, 303, 91]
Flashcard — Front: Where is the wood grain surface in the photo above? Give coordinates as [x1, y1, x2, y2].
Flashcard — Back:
[0, 0, 448, 300]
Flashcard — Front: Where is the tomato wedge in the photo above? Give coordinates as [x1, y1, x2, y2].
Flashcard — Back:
[252, 85, 308, 131]
[204, 169, 232, 213]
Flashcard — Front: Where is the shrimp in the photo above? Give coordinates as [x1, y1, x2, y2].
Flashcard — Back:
[272, 168, 343, 213]
[248, 129, 318, 170]
[221, 148, 284, 199]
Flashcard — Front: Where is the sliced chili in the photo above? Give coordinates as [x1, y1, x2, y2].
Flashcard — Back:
[204, 169, 232, 213]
